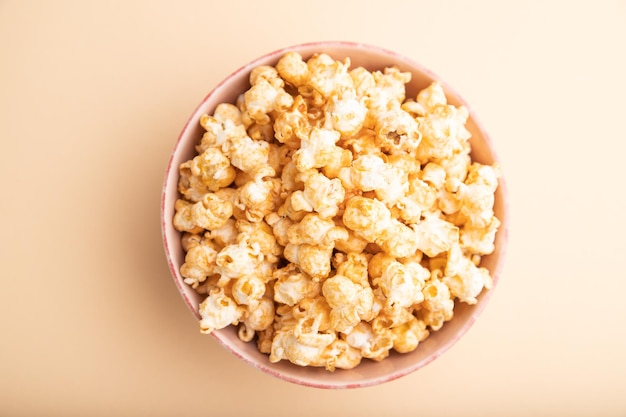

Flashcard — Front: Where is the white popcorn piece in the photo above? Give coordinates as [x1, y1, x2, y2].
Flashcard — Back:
[416, 104, 472, 163]
[460, 215, 501, 255]
[322, 339, 362, 371]
[366, 67, 412, 115]
[417, 81, 447, 111]
[374, 106, 422, 154]
[273, 95, 310, 148]
[197, 104, 247, 153]
[339, 154, 408, 204]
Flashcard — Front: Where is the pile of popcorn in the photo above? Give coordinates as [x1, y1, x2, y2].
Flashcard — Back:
[172, 51, 501, 371]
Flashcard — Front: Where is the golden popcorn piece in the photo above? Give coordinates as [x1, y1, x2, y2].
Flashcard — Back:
[272, 264, 320, 306]
[190, 147, 237, 192]
[292, 127, 342, 172]
[275, 51, 309, 89]
[199, 287, 243, 334]
[322, 274, 374, 333]
[269, 317, 337, 368]
[191, 192, 233, 231]
[344, 321, 393, 361]
[172, 52, 501, 370]
[412, 214, 460, 257]
[179, 239, 218, 288]
[173, 199, 203, 234]
[242, 65, 294, 126]
[375, 261, 428, 309]
[286, 213, 348, 246]
[283, 243, 333, 280]
[306, 53, 353, 99]
[326, 91, 368, 137]
[391, 316, 430, 354]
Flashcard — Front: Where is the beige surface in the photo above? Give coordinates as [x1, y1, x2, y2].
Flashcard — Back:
[1, 0, 625, 415]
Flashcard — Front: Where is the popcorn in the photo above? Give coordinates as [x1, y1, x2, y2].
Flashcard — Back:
[326, 91, 367, 137]
[215, 238, 264, 284]
[243, 65, 293, 125]
[344, 321, 393, 361]
[235, 172, 279, 223]
[292, 127, 342, 172]
[197, 104, 247, 153]
[179, 238, 218, 288]
[391, 316, 430, 353]
[190, 147, 237, 192]
[276, 52, 309, 88]
[322, 274, 374, 333]
[342, 196, 419, 258]
[289, 169, 345, 219]
[173, 199, 203, 234]
[283, 243, 333, 280]
[273, 95, 309, 148]
[199, 288, 243, 334]
[269, 317, 337, 368]
[223, 134, 270, 173]
[457, 162, 500, 228]
[375, 260, 428, 308]
[443, 254, 493, 305]
[413, 213, 460, 257]
[374, 106, 422, 154]
[306, 53, 353, 99]
[191, 192, 233, 231]
[339, 154, 408, 204]
[273, 264, 320, 306]
[286, 213, 348, 246]
[172, 52, 501, 371]
[239, 296, 276, 342]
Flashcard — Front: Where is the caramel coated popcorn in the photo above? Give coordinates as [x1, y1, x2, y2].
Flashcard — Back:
[173, 52, 501, 371]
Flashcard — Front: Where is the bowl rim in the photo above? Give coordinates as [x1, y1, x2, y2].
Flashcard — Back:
[160, 40, 510, 389]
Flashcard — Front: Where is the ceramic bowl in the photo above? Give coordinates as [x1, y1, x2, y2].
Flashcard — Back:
[161, 41, 509, 389]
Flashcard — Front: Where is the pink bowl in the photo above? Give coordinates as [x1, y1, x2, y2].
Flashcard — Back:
[161, 41, 509, 389]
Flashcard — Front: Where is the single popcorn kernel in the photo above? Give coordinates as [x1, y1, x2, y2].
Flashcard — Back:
[172, 51, 501, 372]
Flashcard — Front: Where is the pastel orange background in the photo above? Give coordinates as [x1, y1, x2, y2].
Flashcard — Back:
[1, 1, 625, 416]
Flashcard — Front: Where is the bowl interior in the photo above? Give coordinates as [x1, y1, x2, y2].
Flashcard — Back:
[161, 41, 508, 389]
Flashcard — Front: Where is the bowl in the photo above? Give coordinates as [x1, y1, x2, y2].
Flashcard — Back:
[161, 41, 509, 389]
